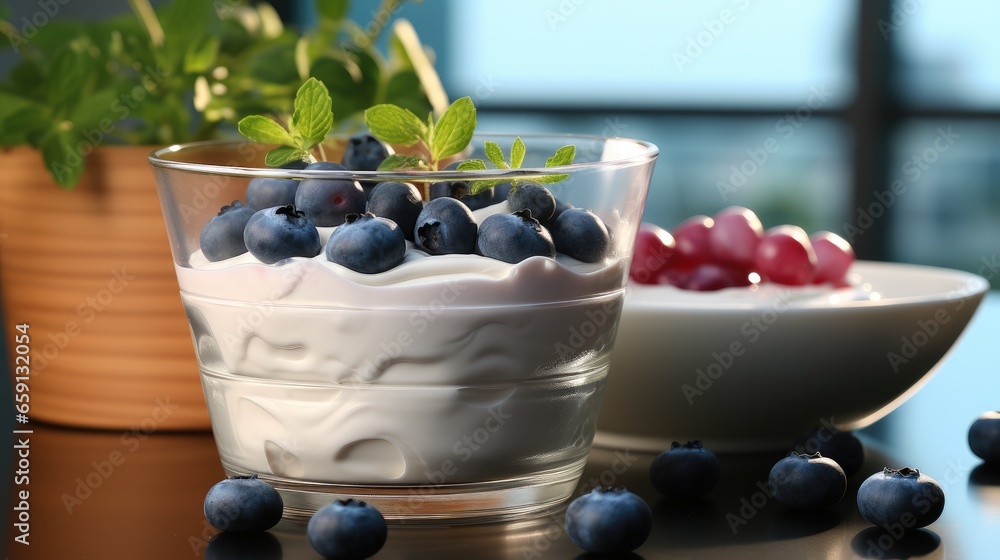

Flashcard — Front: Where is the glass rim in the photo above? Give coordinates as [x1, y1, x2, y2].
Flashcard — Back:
[147, 132, 659, 181]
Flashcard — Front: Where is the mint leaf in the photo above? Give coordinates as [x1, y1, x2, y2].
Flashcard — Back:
[429, 96, 476, 161]
[545, 145, 576, 167]
[265, 146, 311, 167]
[483, 141, 508, 169]
[317, 0, 350, 23]
[377, 154, 427, 171]
[456, 159, 487, 171]
[366, 104, 426, 146]
[184, 35, 220, 73]
[510, 137, 526, 169]
[469, 179, 506, 196]
[291, 77, 334, 147]
[41, 131, 82, 190]
[48, 47, 87, 106]
[238, 115, 296, 146]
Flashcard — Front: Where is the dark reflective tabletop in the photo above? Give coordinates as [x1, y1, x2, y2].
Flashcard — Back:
[4, 295, 999, 559]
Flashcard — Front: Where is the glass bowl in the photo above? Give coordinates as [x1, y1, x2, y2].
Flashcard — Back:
[148, 134, 658, 522]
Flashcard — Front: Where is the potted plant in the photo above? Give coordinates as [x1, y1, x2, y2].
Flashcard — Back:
[0, 0, 446, 429]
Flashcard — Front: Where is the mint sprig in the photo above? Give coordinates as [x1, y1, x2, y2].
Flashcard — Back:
[366, 96, 476, 171]
[238, 77, 334, 167]
[458, 137, 577, 195]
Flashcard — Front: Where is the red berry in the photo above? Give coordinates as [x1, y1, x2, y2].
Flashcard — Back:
[708, 206, 763, 268]
[755, 225, 817, 286]
[682, 263, 754, 291]
[630, 223, 675, 284]
[810, 231, 855, 285]
[672, 215, 714, 270]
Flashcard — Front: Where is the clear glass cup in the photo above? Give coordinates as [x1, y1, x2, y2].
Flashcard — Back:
[149, 134, 658, 522]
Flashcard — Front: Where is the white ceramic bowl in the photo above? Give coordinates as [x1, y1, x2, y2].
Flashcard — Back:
[596, 261, 989, 452]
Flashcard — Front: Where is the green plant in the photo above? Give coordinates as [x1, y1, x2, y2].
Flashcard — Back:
[0, 0, 445, 188]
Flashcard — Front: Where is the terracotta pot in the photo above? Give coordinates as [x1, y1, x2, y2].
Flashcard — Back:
[0, 146, 209, 430]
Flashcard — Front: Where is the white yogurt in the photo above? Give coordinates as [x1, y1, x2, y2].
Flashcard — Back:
[179, 205, 627, 484]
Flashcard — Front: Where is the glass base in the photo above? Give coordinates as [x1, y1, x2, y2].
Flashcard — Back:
[222, 459, 585, 525]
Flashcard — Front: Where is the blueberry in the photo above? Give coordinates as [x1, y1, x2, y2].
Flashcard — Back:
[326, 213, 406, 274]
[544, 197, 574, 227]
[243, 205, 322, 264]
[491, 182, 512, 204]
[429, 160, 470, 200]
[649, 440, 721, 499]
[550, 208, 610, 263]
[507, 182, 555, 221]
[857, 467, 944, 530]
[341, 133, 392, 172]
[307, 498, 387, 560]
[564, 486, 652, 554]
[366, 182, 422, 241]
[245, 161, 308, 210]
[203, 474, 283, 533]
[414, 197, 478, 255]
[768, 451, 847, 510]
[476, 209, 555, 263]
[793, 426, 865, 477]
[969, 411, 1000, 463]
[294, 162, 367, 226]
[199, 201, 255, 261]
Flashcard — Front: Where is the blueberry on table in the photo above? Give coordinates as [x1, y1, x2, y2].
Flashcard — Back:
[857, 467, 944, 530]
[366, 182, 423, 242]
[294, 161, 367, 226]
[204, 474, 283, 533]
[245, 161, 308, 210]
[243, 205, 322, 264]
[414, 197, 478, 255]
[649, 440, 721, 499]
[565, 486, 652, 554]
[326, 212, 406, 274]
[199, 201, 255, 262]
[793, 426, 865, 477]
[507, 182, 555, 222]
[476, 209, 555, 263]
[768, 452, 847, 510]
[341, 133, 392, 172]
[307, 499, 387, 560]
[550, 208, 610, 263]
[969, 411, 1000, 464]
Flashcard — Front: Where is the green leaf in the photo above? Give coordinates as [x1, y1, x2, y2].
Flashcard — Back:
[291, 77, 334, 147]
[384, 70, 431, 116]
[510, 137, 526, 169]
[47, 47, 87, 106]
[483, 141, 508, 169]
[377, 154, 426, 171]
[545, 145, 576, 167]
[317, 0, 350, 22]
[41, 131, 83, 189]
[535, 174, 569, 184]
[238, 115, 296, 146]
[264, 146, 310, 167]
[456, 159, 487, 171]
[429, 96, 476, 161]
[469, 179, 506, 195]
[158, 0, 214, 70]
[0, 106, 50, 147]
[69, 88, 122, 131]
[366, 104, 426, 146]
[183, 35, 220, 74]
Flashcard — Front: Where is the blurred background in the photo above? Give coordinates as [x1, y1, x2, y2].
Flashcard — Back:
[2, 0, 998, 286]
